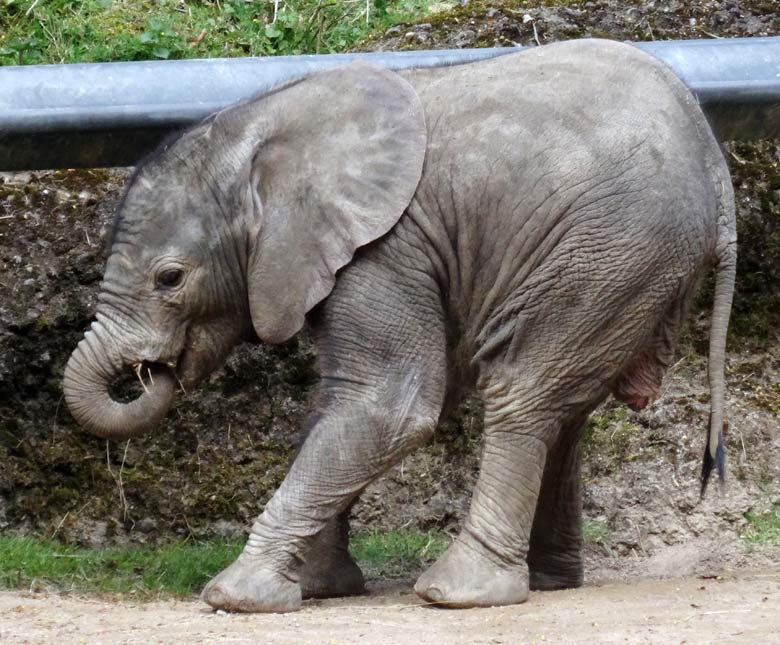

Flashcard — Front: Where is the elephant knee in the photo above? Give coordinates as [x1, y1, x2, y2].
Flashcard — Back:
[376, 409, 436, 456]
[370, 374, 442, 455]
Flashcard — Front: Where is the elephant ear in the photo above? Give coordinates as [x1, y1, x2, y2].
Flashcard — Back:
[243, 62, 426, 344]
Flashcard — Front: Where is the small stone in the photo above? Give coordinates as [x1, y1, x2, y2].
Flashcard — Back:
[135, 517, 157, 533]
[384, 25, 402, 36]
[211, 519, 245, 538]
[80, 520, 108, 548]
[452, 29, 476, 48]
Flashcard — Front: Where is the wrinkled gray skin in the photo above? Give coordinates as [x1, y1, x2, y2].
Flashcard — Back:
[64, 40, 736, 612]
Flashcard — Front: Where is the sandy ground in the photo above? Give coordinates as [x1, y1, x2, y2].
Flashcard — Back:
[2, 570, 779, 645]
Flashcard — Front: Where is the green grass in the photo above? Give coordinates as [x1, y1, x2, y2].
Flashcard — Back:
[0, 0, 434, 65]
[0, 529, 449, 598]
[742, 505, 780, 546]
[349, 529, 449, 578]
[0, 534, 242, 597]
[1, 523, 635, 597]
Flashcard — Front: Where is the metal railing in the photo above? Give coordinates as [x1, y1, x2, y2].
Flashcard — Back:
[1, 37, 778, 171]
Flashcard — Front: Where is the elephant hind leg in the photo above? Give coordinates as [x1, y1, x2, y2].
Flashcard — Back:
[298, 508, 365, 599]
[527, 411, 591, 591]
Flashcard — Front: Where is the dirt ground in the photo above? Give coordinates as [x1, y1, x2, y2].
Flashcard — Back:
[2, 569, 779, 644]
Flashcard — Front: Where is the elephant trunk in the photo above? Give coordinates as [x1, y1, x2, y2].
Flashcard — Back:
[63, 319, 176, 440]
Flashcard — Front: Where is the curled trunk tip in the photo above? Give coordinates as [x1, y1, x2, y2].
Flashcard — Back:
[64, 325, 177, 440]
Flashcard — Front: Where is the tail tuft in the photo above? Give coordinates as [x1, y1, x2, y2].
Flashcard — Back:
[700, 429, 726, 498]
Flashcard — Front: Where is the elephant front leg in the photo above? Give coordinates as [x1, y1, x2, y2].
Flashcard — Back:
[527, 413, 588, 591]
[202, 245, 447, 613]
[201, 400, 439, 613]
[298, 507, 365, 599]
[200, 506, 366, 611]
[415, 374, 549, 607]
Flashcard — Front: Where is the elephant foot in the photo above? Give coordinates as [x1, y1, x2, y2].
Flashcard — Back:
[201, 554, 302, 613]
[529, 566, 583, 591]
[299, 549, 366, 599]
[414, 535, 529, 608]
[528, 551, 583, 591]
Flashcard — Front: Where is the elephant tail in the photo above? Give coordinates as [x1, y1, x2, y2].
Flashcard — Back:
[701, 180, 737, 498]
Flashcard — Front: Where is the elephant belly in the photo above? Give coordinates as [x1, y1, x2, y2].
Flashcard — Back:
[400, 39, 723, 388]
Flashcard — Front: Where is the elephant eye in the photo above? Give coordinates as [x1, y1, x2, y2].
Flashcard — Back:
[156, 268, 185, 289]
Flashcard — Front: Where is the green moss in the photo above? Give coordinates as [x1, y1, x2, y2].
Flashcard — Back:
[745, 383, 780, 416]
[31, 315, 50, 332]
[50, 169, 113, 191]
[581, 406, 642, 475]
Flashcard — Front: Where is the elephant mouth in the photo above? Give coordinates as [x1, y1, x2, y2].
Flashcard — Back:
[102, 322, 218, 408]
[107, 360, 180, 403]
[175, 319, 241, 390]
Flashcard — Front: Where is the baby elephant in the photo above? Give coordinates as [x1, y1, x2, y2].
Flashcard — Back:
[64, 39, 736, 612]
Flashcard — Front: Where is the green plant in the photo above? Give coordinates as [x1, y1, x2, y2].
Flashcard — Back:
[0, 535, 242, 597]
[742, 504, 780, 546]
[136, 16, 178, 59]
[582, 517, 614, 556]
[0, 35, 44, 64]
[0, 0, 436, 65]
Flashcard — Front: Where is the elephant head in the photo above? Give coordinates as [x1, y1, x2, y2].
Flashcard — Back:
[64, 63, 427, 440]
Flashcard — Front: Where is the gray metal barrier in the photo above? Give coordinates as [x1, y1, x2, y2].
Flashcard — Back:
[1, 37, 778, 171]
